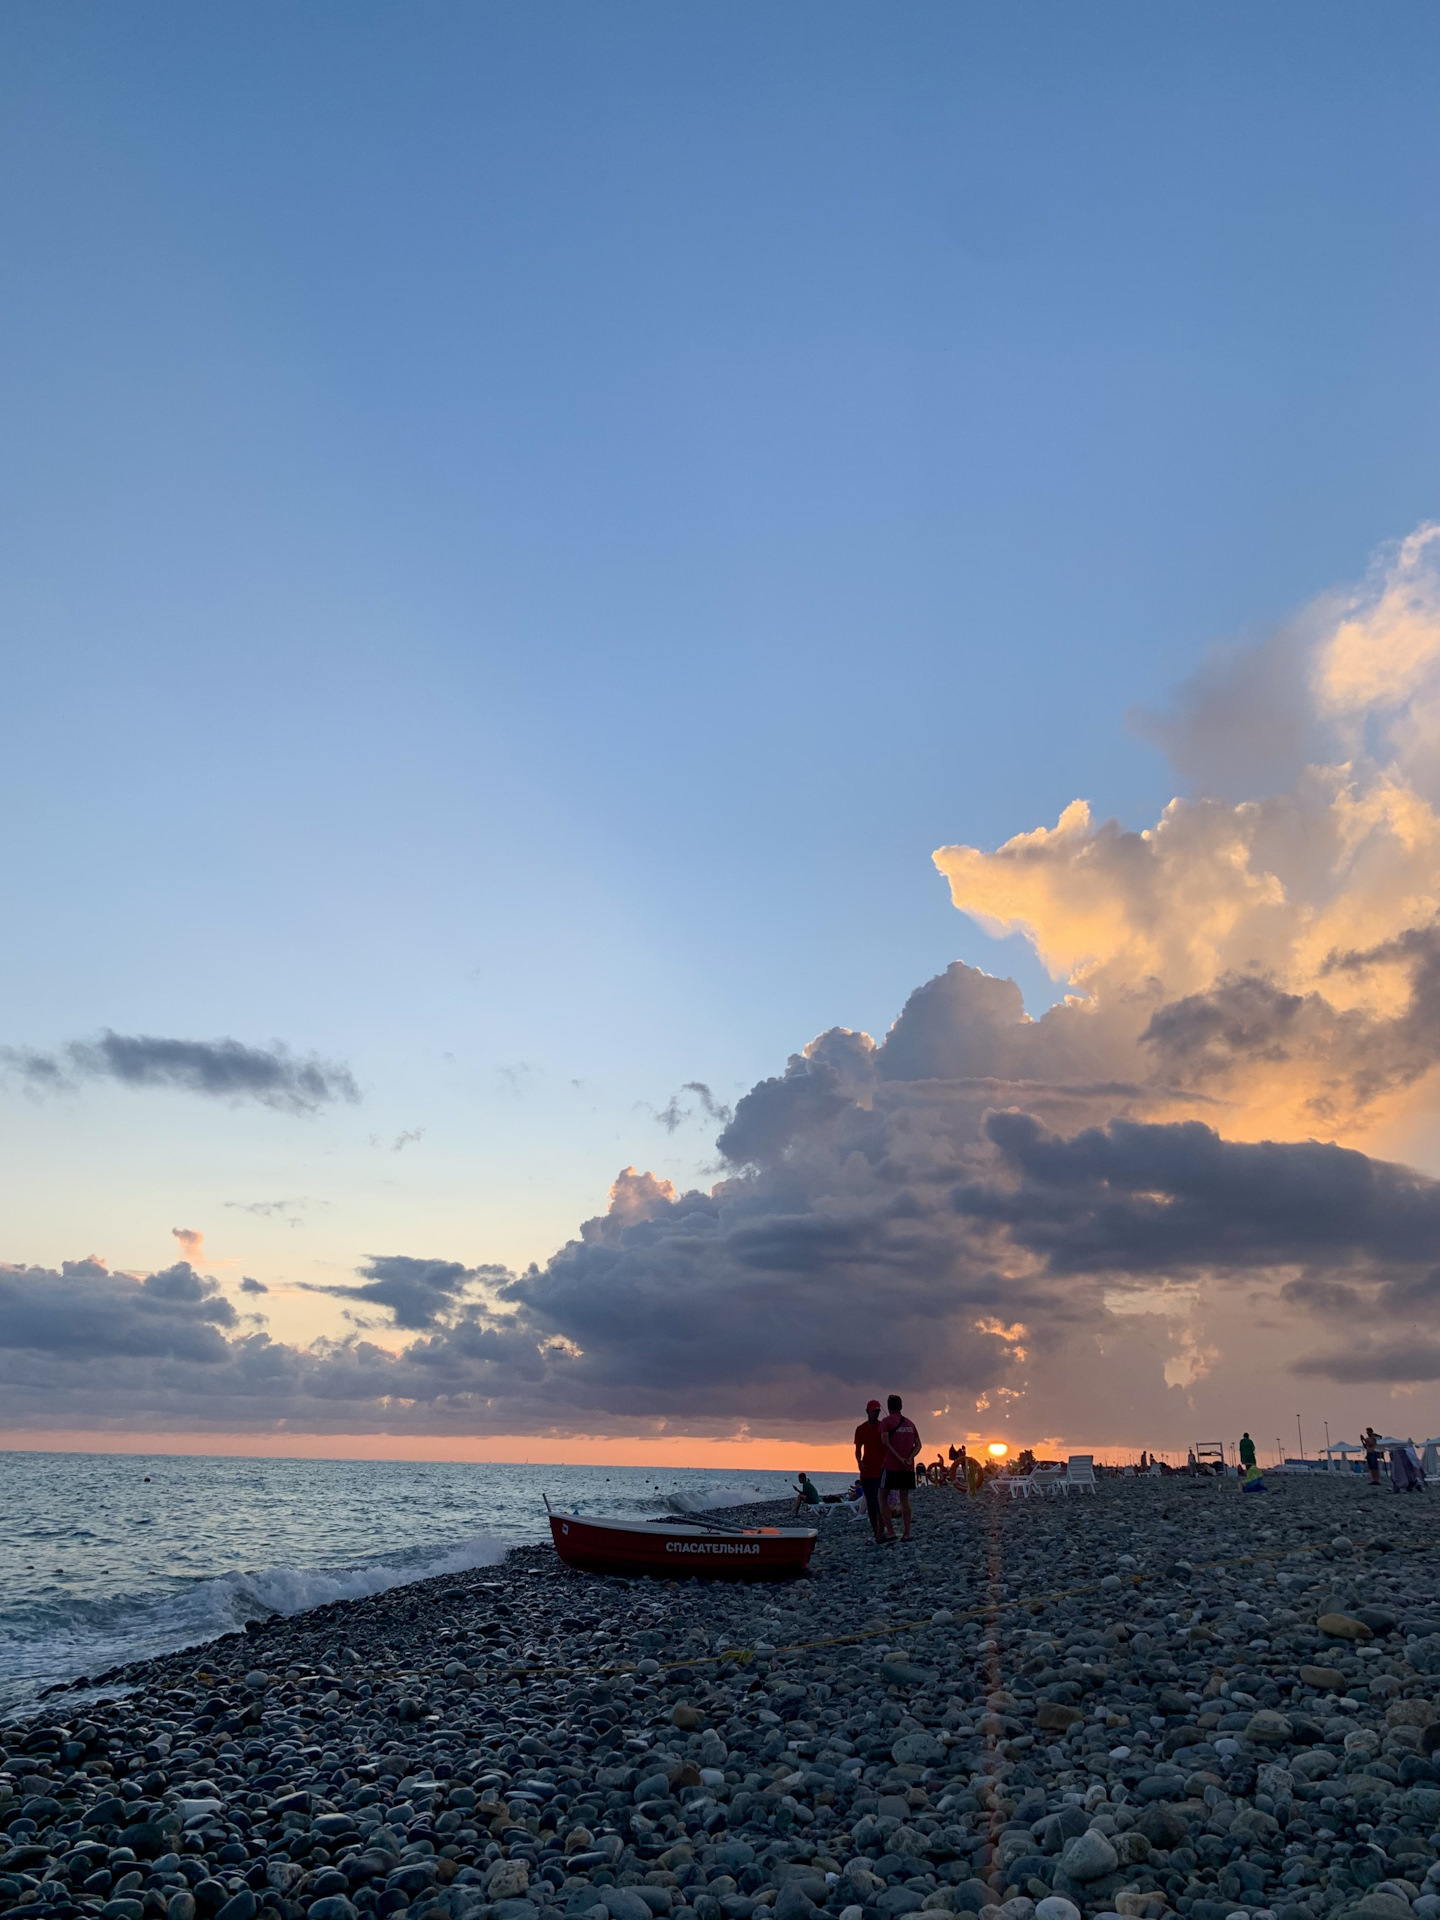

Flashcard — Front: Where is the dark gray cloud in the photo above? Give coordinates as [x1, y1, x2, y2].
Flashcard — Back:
[655, 1082, 734, 1134]
[1141, 926, 1440, 1123]
[11, 953, 1440, 1435]
[301, 1254, 509, 1330]
[5, 1032, 359, 1114]
[0, 1260, 236, 1364]
[1294, 1340, 1440, 1384]
[955, 1109, 1440, 1276]
[239, 1276, 269, 1295]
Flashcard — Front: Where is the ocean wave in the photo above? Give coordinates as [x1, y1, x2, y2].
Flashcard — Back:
[0, 1532, 512, 1715]
[652, 1484, 777, 1515]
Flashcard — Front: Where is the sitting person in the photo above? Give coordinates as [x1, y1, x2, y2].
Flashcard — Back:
[791, 1470, 822, 1515]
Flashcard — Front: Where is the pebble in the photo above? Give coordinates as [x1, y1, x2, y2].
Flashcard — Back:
[7, 1475, 1440, 1920]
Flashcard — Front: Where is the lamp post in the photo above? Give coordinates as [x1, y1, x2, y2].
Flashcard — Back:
[1297, 1414, 1305, 1462]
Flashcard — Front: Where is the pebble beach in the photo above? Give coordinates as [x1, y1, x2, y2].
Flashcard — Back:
[6, 1473, 1440, 1920]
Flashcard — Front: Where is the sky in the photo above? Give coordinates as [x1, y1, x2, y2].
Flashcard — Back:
[4, 4, 1440, 1465]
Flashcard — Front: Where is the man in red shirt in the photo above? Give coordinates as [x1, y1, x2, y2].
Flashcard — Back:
[853, 1399, 888, 1542]
[879, 1394, 921, 1543]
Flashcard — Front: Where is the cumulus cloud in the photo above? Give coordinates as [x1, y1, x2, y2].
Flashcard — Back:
[299, 1254, 510, 1330]
[12, 527, 1440, 1437]
[929, 528, 1440, 1149]
[0, 1259, 237, 1365]
[172, 1227, 205, 1264]
[4, 1032, 360, 1114]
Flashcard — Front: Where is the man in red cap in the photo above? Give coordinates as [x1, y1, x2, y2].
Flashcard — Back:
[854, 1398, 888, 1543]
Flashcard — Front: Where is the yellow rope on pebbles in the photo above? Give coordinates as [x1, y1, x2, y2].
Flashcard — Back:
[181, 1532, 1440, 1694]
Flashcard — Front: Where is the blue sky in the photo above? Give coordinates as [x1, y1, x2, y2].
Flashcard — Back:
[3, 3, 1440, 1357]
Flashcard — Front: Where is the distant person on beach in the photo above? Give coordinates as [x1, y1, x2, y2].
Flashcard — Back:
[1363, 1428, 1382, 1486]
[854, 1399, 888, 1542]
[791, 1471, 822, 1515]
[1239, 1432, 1257, 1473]
[1187, 1448, 1198, 1473]
[878, 1394, 921, 1544]
[949, 1442, 967, 1488]
[841, 1479, 868, 1520]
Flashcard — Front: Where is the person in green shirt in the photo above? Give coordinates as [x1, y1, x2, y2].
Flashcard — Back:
[1239, 1432, 1257, 1471]
[791, 1471, 822, 1515]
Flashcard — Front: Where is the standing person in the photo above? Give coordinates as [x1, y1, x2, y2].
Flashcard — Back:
[853, 1399, 888, 1543]
[1239, 1432, 1257, 1473]
[1363, 1427, 1382, 1487]
[949, 1442, 967, 1489]
[878, 1394, 921, 1544]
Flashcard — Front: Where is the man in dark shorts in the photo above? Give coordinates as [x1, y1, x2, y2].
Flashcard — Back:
[854, 1399, 888, 1542]
[879, 1393, 921, 1543]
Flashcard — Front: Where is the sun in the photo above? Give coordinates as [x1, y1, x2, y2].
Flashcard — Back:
[987, 1441, 1008, 1459]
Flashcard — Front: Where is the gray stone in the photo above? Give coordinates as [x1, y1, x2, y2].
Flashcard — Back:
[891, 1732, 944, 1767]
[604, 1889, 660, 1920]
[1245, 1710, 1293, 1746]
[1135, 1805, 1187, 1850]
[774, 1884, 818, 1920]
[954, 1881, 995, 1913]
[1344, 1898, 1415, 1920]
[878, 1660, 937, 1687]
[214, 1895, 257, 1920]
[875, 1895, 925, 1917]
[308, 1902, 359, 1920]
[1057, 1832, 1118, 1883]
[488, 1860, 532, 1900]
[1034, 1902, 1080, 1920]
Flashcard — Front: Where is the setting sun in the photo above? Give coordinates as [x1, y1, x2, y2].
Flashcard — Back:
[987, 1441, 1008, 1458]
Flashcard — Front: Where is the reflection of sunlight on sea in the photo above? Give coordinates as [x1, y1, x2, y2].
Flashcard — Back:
[0, 1454, 846, 1713]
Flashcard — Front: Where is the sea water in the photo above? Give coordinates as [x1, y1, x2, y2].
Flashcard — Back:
[0, 1451, 842, 1715]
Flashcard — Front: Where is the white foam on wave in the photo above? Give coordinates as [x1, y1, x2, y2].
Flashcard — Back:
[0, 1531, 513, 1715]
[188, 1531, 514, 1623]
[654, 1484, 777, 1515]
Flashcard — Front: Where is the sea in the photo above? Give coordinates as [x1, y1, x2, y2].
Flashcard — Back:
[0, 1451, 849, 1719]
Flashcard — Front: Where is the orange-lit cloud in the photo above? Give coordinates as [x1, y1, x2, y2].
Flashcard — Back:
[934, 524, 1440, 1153]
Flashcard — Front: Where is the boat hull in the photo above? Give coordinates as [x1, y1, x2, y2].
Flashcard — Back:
[549, 1513, 816, 1580]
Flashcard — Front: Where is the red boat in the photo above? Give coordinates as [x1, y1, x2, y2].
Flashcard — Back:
[548, 1511, 817, 1580]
